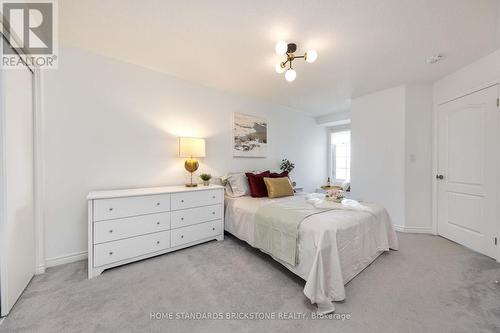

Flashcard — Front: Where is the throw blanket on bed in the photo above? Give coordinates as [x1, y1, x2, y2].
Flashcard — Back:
[254, 197, 333, 266]
[305, 194, 377, 215]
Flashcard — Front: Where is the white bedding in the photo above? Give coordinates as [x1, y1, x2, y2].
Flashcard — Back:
[224, 194, 399, 313]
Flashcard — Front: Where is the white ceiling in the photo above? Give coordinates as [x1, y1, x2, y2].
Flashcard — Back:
[59, 0, 500, 116]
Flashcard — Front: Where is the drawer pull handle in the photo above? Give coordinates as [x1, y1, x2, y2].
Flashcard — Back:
[157, 222, 160, 225]
[212, 196, 215, 199]
[156, 241, 160, 244]
[109, 229, 113, 233]
[181, 217, 184, 221]
[109, 208, 113, 211]
[212, 212, 215, 215]
[181, 235, 184, 238]
[181, 200, 184, 203]
[109, 251, 113, 255]
[156, 202, 160, 206]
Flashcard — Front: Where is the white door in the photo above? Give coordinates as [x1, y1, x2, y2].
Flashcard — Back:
[0, 43, 36, 316]
[437, 85, 499, 259]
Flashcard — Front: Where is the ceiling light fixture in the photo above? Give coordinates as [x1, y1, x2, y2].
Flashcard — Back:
[275, 41, 317, 82]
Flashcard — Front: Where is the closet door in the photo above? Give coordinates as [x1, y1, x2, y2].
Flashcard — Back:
[0, 43, 35, 316]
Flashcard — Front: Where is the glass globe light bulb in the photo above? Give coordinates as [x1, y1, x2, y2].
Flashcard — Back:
[285, 69, 296, 82]
[275, 41, 288, 56]
[305, 49, 318, 63]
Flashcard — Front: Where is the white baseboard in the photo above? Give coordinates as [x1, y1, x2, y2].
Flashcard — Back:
[45, 250, 88, 268]
[35, 264, 46, 275]
[393, 224, 405, 232]
[393, 224, 433, 234]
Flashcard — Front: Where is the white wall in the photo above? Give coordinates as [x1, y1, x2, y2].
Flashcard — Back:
[351, 86, 407, 227]
[405, 84, 433, 231]
[434, 48, 500, 104]
[42, 45, 326, 265]
[315, 111, 351, 127]
[351, 84, 433, 231]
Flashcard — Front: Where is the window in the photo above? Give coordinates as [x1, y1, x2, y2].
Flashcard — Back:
[331, 130, 351, 182]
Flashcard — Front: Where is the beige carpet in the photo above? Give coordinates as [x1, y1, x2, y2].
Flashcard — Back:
[1, 233, 499, 333]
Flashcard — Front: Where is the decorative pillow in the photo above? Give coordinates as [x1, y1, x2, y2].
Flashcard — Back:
[225, 173, 250, 197]
[269, 171, 289, 178]
[246, 171, 270, 197]
[263, 177, 294, 198]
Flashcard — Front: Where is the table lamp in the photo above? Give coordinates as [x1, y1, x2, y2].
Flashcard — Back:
[178, 137, 206, 187]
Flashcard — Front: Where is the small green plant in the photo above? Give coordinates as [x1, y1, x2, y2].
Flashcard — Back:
[199, 173, 212, 181]
[280, 159, 295, 174]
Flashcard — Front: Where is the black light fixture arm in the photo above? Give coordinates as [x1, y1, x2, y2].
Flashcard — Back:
[278, 42, 310, 70]
[279, 54, 306, 69]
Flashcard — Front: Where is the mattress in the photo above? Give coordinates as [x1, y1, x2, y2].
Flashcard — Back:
[224, 193, 399, 313]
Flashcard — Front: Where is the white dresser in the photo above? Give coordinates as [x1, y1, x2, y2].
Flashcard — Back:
[87, 185, 224, 278]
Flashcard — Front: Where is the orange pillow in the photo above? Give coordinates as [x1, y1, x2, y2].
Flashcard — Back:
[263, 177, 294, 198]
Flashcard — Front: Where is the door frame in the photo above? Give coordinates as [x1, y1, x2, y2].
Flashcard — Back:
[432, 80, 500, 262]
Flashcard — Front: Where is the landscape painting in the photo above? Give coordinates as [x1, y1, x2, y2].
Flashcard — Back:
[233, 112, 267, 157]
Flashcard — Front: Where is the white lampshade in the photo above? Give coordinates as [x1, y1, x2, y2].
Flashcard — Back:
[178, 137, 206, 158]
[275, 63, 286, 74]
[285, 69, 296, 82]
[305, 49, 318, 63]
[275, 41, 288, 55]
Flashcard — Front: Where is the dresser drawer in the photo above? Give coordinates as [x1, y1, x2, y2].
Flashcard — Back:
[93, 194, 171, 221]
[94, 212, 170, 244]
[171, 204, 222, 229]
[171, 189, 223, 210]
[170, 220, 222, 248]
[93, 231, 170, 267]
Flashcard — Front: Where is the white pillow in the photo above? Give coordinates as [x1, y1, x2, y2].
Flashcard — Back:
[224, 173, 250, 197]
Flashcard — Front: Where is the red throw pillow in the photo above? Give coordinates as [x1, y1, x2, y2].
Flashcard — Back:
[246, 171, 270, 197]
[269, 171, 289, 178]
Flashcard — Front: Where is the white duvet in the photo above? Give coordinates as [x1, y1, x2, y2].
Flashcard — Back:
[224, 194, 399, 314]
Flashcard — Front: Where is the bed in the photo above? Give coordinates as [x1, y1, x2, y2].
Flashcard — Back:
[224, 193, 399, 314]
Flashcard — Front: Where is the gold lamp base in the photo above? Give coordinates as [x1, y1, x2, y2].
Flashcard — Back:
[184, 158, 199, 187]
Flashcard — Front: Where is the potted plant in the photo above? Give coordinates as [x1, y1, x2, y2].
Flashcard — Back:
[199, 173, 212, 186]
[280, 158, 295, 174]
[280, 159, 296, 186]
